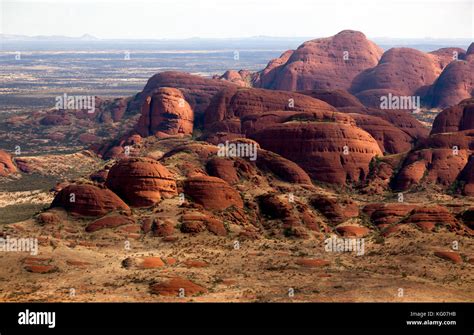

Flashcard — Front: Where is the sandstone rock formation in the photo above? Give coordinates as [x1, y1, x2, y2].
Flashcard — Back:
[257, 193, 327, 238]
[86, 215, 135, 232]
[391, 100, 474, 193]
[95, 97, 129, 123]
[299, 89, 364, 108]
[122, 256, 166, 269]
[129, 71, 235, 124]
[311, 194, 359, 223]
[256, 149, 312, 185]
[51, 184, 130, 217]
[39, 113, 72, 126]
[401, 206, 459, 232]
[255, 30, 383, 91]
[180, 211, 227, 236]
[206, 158, 240, 184]
[348, 113, 414, 153]
[363, 203, 419, 226]
[240, 110, 355, 137]
[0, 150, 17, 176]
[219, 70, 252, 87]
[393, 147, 469, 190]
[459, 155, 474, 196]
[78, 133, 101, 144]
[431, 99, 474, 134]
[183, 175, 243, 210]
[467, 43, 474, 57]
[106, 158, 177, 207]
[203, 86, 337, 129]
[251, 121, 382, 184]
[253, 50, 294, 88]
[427, 60, 474, 108]
[334, 106, 429, 142]
[135, 87, 194, 137]
[362, 154, 403, 194]
[336, 225, 370, 237]
[429, 47, 466, 68]
[434, 251, 463, 264]
[295, 258, 330, 267]
[363, 108, 429, 139]
[150, 277, 207, 296]
[350, 48, 443, 107]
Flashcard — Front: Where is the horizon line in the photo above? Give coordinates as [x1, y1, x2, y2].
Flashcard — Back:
[2, 33, 472, 42]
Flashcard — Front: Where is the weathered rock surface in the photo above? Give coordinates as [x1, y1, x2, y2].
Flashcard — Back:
[86, 215, 135, 232]
[150, 277, 207, 296]
[428, 60, 474, 108]
[135, 87, 194, 137]
[180, 211, 227, 236]
[299, 89, 364, 108]
[106, 158, 177, 207]
[129, 71, 235, 123]
[349, 113, 414, 153]
[401, 206, 459, 231]
[311, 194, 359, 223]
[206, 158, 240, 184]
[434, 251, 462, 264]
[203, 86, 337, 132]
[350, 47, 445, 108]
[338, 106, 429, 141]
[363, 203, 419, 226]
[122, 256, 165, 269]
[336, 225, 370, 237]
[255, 30, 383, 91]
[251, 121, 382, 184]
[256, 149, 312, 185]
[0, 150, 17, 176]
[51, 184, 130, 217]
[431, 99, 474, 134]
[219, 70, 252, 87]
[183, 175, 243, 210]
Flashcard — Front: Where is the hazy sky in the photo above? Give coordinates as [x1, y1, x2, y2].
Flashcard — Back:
[1, 0, 473, 39]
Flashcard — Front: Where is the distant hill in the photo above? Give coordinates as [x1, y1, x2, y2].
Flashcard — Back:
[0, 33, 99, 41]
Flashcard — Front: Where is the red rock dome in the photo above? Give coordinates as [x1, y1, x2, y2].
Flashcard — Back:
[184, 175, 243, 210]
[51, 184, 130, 217]
[250, 121, 382, 185]
[431, 100, 474, 134]
[351, 47, 442, 102]
[428, 60, 474, 108]
[255, 30, 383, 91]
[106, 157, 177, 207]
[204, 86, 337, 126]
[129, 71, 235, 121]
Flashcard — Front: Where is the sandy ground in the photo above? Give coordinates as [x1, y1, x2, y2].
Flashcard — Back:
[0, 214, 472, 302]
